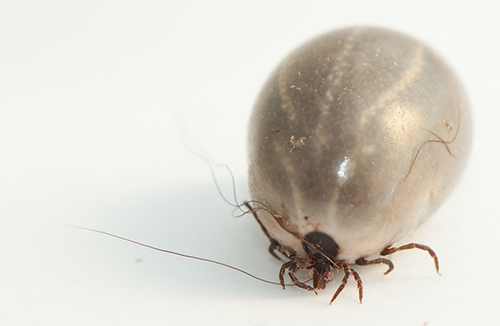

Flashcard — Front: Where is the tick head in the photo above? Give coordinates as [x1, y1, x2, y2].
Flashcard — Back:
[302, 231, 340, 290]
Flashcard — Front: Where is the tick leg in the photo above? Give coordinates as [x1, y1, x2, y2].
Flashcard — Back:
[355, 257, 394, 275]
[349, 267, 363, 304]
[279, 261, 293, 290]
[268, 242, 284, 261]
[288, 263, 316, 293]
[245, 202, 284, 261]
[381, 243, 440, 275]
[245, 202, 274, 242]
[329, 262, 351, 304]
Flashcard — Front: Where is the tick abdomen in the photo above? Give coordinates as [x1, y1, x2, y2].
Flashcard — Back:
[248, 27, 471, 261]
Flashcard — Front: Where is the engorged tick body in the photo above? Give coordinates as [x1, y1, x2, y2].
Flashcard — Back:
[246, 27, 471, 303]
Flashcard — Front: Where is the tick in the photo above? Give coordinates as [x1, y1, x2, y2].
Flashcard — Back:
[246, 26, 471, 303]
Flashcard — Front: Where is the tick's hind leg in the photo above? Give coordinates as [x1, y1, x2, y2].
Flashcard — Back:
[381, 243, 440, 274]
[355, 257, 394, 275]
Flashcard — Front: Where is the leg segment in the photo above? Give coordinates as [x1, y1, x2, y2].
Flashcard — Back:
[288, 263, 316, 293]
[268, 242, 284, 261]
[355, 257, 394, 275]
[349, 267, 363, 304]
[329, 262, 351, 304]
[279, 261, 316, 292]
[329, 262, 364, 304]
[279, 261, 294, 289]
[245, 202, 284, 261]
[381, 243, 440, 274]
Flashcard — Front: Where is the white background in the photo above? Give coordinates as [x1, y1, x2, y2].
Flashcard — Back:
[1, 1, 498, 325]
